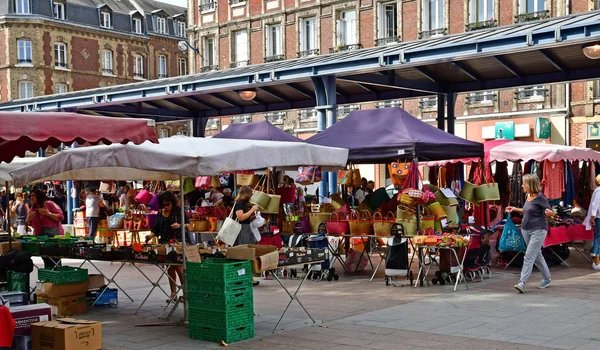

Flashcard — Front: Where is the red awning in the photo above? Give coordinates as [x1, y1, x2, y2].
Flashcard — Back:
[0, 112, 158, 163]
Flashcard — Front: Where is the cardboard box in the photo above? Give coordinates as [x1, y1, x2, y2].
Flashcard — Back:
[37, 294, 87, 317]
[37, 281, 90, 299]
[0, 241, 22, 254]
[32, 318, 102, 350]
[87, 275, 105, 290]
[227, 244, 279, 272]
[10, 303, 53, 336]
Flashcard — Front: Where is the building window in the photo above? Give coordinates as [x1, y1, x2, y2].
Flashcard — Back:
[133, 18, 143, 34]
[265, 24, 283, 61]
[200, 0, 216, 12]
[178, 58, 187, 76]
[157, 55, 167, 78]
[54, 43, 68, 68]
[202, 36, 217, 69]
[176, 21, 186, 37]
[102, 50, 113, 74]
[17, 39, 32, 64]
[232, 30, 248, 67]
[18, 81, 33, 99]
[516, 0, 548, 22]
[206, 118, 220, 130]
[134, 55, 144, 78]
[299, 109, 317, 121]
[467, 91, 496, 105]
[516, 86, 547, 100]
[419, 96, 438, 109]
[53, 2, 65, 20]
[299, 17, 318, 56]
[101, 12, 112, 28]
[336, 10, 357, 47]
[468, 0, 494, 24]
[376, 2, 398, 45]
[229, 0, 246, 5]
[337, 104, 359, 119]
[14, 0, 30, 14]
[266, 112, 285, 124]
[595, 80, 600, 100]
[421, 0, 446, 38]
[159, 128, 170, 139]
[376, 100, 402, 108]
[231, 115, 251, 124]
[156, 17, 167, 34]
[55, 84, 68, 94]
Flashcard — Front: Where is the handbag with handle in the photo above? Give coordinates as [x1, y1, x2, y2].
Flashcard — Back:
[236, 173, 259, 187]
[195, 176, 211, 190]
[216, 207, 242, 246]
[250, 171, 272, 210]
[373, 212, 395, 237]
[351, 164, 362, 187]
[349, 210, 373, 236]
[388, 161, 411, 186]
[326, 212, 350, 236]
[338, 169, 352, 186]
[474, 162, 500, 202]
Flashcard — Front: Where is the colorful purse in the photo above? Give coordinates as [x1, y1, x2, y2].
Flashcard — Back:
[326, 212, 350, 236]
[388, 161, 411, 186]
[337, 169, 352, 186]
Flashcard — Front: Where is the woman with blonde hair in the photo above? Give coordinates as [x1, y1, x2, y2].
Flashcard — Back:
[232, 186, 260, 246]
[584, 174, 600, 270]
[506, 174, 555, 293]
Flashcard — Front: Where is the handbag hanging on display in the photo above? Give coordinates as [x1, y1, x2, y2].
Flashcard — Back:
[236, 173, 259, 188]
[388, 161, 411, 186]
[474, 162, 501, 202]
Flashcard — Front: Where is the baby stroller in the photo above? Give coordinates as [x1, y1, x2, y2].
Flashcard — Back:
[463, 226, 492, 281]
[307, 234, 339, 282]
[385, 223, 413, 286]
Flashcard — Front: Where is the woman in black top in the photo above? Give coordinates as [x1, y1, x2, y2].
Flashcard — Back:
[146, 191, 189, 301]
[233, 186, 260, 245]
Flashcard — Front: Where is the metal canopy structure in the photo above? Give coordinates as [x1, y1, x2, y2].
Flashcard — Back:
[1, 10, 600, 130]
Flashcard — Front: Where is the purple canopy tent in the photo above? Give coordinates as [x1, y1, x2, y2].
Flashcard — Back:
[213, 120, 301, 142]
[305, 107, 483, 163]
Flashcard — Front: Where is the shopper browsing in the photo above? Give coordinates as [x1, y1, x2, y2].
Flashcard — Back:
[584, 174, 600, 270]
[26, 189, 64, 268]
[85, 188, 106, 238]
[11, 192, 30, 235]
[232, 186, 261, 286]
[505, 174, 555, 293]
[145, 191, 190, 302]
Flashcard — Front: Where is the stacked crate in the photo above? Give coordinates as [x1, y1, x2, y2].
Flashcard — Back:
[187, 259, 254, 343]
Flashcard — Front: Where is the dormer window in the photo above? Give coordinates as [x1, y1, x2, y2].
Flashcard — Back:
[14, 0, 31, 14]
[101, 11, 112, 28]
[133, 17, 143, 34]
[176, 20, 186, 37]
[156, 17, 167, 34]
[53, 2, 65, 20]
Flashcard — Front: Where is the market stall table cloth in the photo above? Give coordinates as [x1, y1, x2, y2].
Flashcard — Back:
[543, 224, 594, 248]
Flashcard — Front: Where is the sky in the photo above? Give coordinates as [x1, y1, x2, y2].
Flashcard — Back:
[157, 0, 187, 7]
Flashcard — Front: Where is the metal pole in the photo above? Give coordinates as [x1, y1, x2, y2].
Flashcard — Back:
[6, 181, 11, 250]
[179, 175, 188, 323]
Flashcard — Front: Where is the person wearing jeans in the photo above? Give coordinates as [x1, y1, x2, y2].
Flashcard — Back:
[584, 175, 600, 270]
[506, 174, 555, 293]
[85, 188, 105, 239]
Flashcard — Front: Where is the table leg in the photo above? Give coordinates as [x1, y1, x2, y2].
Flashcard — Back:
[570, 242, 592, 263]
[83, 260, 134, 306]
[132, 263, 172, 315]
[504, 251, 524, 270]
[548, 247, 570, 267]
[451, 247, 469, 292]
[272, 264, 317, 333]
[369, 240, 387, 282]
[414, 247, 426, 288]
[329, 236, 348, 273]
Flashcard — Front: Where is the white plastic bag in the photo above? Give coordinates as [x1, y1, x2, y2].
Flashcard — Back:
[216, 208, 241, 246]
[250, 212, 265, 242]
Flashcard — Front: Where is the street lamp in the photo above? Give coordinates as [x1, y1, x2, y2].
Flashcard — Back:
[238, 89, 257, 101]
[582, 43, 600, 59]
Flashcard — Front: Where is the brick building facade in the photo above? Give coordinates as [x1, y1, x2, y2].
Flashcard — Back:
[189, 0, 600, 148]
[0, 0, 189, 137]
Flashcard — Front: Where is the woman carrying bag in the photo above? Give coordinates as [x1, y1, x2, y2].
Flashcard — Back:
[145, 191, 190, 302]
[26, 189, 64, 268]
[232, 185, 260, 286]
[506, 174, 555, 293]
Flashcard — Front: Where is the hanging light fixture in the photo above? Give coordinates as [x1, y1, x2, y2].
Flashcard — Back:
[238, 89, 257, 101]
[582, 43, 600, 59]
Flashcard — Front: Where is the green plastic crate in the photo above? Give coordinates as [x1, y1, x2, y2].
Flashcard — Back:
[22, 241, 43, 254]
[37, 266, 88, 284]
[188, 286, 253, 310]
[19, 235, 49, 241]
[187, 279, 253, 295]
[188, 303, 254, 329]
[189, 324, 254, 343]
[187, 259, 252, 284]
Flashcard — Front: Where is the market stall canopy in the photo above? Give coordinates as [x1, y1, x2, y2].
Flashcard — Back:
[9, 136, 349, 186]
[427, 140, 600, 165]
[0, 158, 41, 182]
[0, 112, 159, 163]
[305, 107, 483, 163]
[213, 120, 301, 142]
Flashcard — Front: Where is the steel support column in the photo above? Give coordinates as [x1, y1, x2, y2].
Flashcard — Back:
[66, 142, 78, 225]
[193, 113, 207, 137]
[436, 94, 446, 130]
[446, 91, 456, 135]
[312, 75, 337, 201]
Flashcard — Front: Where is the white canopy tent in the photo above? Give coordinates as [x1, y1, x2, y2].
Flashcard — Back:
[8, 136, 349, 325]
[9, 136, 348, 186]
[0, 157, 42, 183]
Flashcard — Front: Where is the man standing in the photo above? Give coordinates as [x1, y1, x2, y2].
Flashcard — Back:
[86, 188, 106, 238]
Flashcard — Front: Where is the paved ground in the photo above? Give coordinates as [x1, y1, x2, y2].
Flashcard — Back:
[30, 244, 600, 350]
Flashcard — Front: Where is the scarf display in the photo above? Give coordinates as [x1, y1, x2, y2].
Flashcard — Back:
[494, 161, 510, 208]
[563, 161, 575, 207]
[509, 162, 524, 208]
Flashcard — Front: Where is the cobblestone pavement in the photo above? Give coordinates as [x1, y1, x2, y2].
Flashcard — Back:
[32, 245, 600, 350]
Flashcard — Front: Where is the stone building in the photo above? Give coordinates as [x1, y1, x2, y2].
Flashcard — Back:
[0, 0, 189, 137]
[188, 0, 600, 151]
